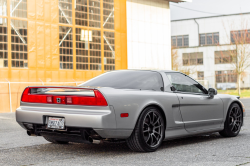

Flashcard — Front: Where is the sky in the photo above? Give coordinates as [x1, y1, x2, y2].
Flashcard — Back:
[170, 0, 250, 20]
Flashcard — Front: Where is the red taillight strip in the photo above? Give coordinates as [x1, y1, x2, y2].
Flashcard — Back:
[94, 90, 108, 106]
[21, 87, 108, 106]
[21, 88, 30, 102]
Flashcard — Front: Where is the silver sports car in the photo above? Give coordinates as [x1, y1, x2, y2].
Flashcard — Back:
[16, 70, 245, 152]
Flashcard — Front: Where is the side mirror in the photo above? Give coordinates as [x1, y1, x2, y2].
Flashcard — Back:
[208, 88, 217, 98]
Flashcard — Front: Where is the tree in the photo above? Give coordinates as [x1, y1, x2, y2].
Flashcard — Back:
[222, 18, 250, 95]
[171, 46, 197, 76]
[231, 32, 250, 95]
[171, 46, 180, 71]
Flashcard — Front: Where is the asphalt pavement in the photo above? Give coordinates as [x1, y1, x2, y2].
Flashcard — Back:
[1, 99, 250, 166]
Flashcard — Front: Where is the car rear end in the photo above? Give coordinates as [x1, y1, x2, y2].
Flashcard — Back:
[16, 86, 117, 143]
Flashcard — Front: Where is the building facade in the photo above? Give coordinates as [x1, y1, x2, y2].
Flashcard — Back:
[0, 0, 128, 83]
[171, 13, 250, 89]
[0, 0, 190, 113]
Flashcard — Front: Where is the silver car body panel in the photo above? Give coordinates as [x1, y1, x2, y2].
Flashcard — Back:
[175, 93, 224, 132]
[16, 70, 245, 140]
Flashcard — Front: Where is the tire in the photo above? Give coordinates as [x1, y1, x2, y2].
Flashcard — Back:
[219, 103, 243, 137]
[126, 107, 165, 152]
[43, 136, 69, 144]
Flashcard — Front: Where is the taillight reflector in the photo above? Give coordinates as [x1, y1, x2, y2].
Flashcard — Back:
[66, 97, 72, 104]
[21, 87, 108, 106]
[47, 96, 52, 103]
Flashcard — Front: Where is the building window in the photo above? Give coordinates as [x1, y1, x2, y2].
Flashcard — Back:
[104, 31, 115, 70]
[231, 30, 250, 44]
[10, 0, 27, 18]
[216, 70, 237, 83]
[89, 0, 101, 28]
[172, 35, 189, 48]
[75, 0, 101, 28]
[197, 71, 204, 80]
[59, 26, 73, 69]
[11, 19, 28, 68]
[59, 0, 72, 24]
[75, 0, 88, 26]
[103, 0, 114, 30]
[183, 52, 203, 66]
[0, 0, 7, 16]
[90, 30, 101, 70]
[200, 33, 219, 46]
[76, 28, 89, 70]
[0, 18, 7, 68]
[76, 29, 102, 70]
[215, 50, 236, 64]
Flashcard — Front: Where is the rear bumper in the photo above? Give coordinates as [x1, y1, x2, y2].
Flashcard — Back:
[16, 105, 132, 139]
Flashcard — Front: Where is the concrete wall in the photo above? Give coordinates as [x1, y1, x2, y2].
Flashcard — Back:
[126, 0, 172, 70]
[171, 14, 250, 88]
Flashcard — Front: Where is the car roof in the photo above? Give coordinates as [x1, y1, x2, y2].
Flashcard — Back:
[108, 69, 180, 73]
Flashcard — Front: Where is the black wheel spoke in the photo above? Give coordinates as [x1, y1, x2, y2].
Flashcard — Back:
[153, 117, 160, 126]
[154, 131, 161, 137]
[152, 134, 157, 144]
[236, 108, 240, 116]
[231, 123, 235, 131]
[154, 125, 162, 129]
[236, 115, 241, 118]
[152, 112, 155, 124]
[229, 119, 233, 125]
[235, 120, 240, 123]
[148, 114, 152, 124]
[146, 135, 150, 143]
[150, 134, 154, 146]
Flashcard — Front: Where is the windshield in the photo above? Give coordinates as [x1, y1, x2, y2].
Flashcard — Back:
[79, 71, 164, 91]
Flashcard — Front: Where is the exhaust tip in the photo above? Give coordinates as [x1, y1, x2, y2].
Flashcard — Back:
[92, 139, 101, 144]
[27, 131, 36, 136]
[88, 137, 102, 144]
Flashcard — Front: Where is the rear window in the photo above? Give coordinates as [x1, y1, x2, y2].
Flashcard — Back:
[80, 71, 164, 91]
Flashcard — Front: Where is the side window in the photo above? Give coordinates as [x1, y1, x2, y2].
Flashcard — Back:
[165, 73, 205, 94]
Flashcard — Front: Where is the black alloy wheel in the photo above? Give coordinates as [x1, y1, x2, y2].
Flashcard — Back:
[126, 107, 165, 152]
[143, 110, 164, 148]
[219, 103, 243, 137]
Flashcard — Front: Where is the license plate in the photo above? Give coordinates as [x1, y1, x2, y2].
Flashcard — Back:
[47, 117, 65, 129]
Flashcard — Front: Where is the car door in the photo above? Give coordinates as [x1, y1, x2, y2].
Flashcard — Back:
[165, 72, 224, 132]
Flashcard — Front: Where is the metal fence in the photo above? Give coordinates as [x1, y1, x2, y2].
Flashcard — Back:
[0, 81, 84, 113]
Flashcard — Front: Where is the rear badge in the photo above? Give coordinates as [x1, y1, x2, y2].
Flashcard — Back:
[56, 98, 61, 103]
